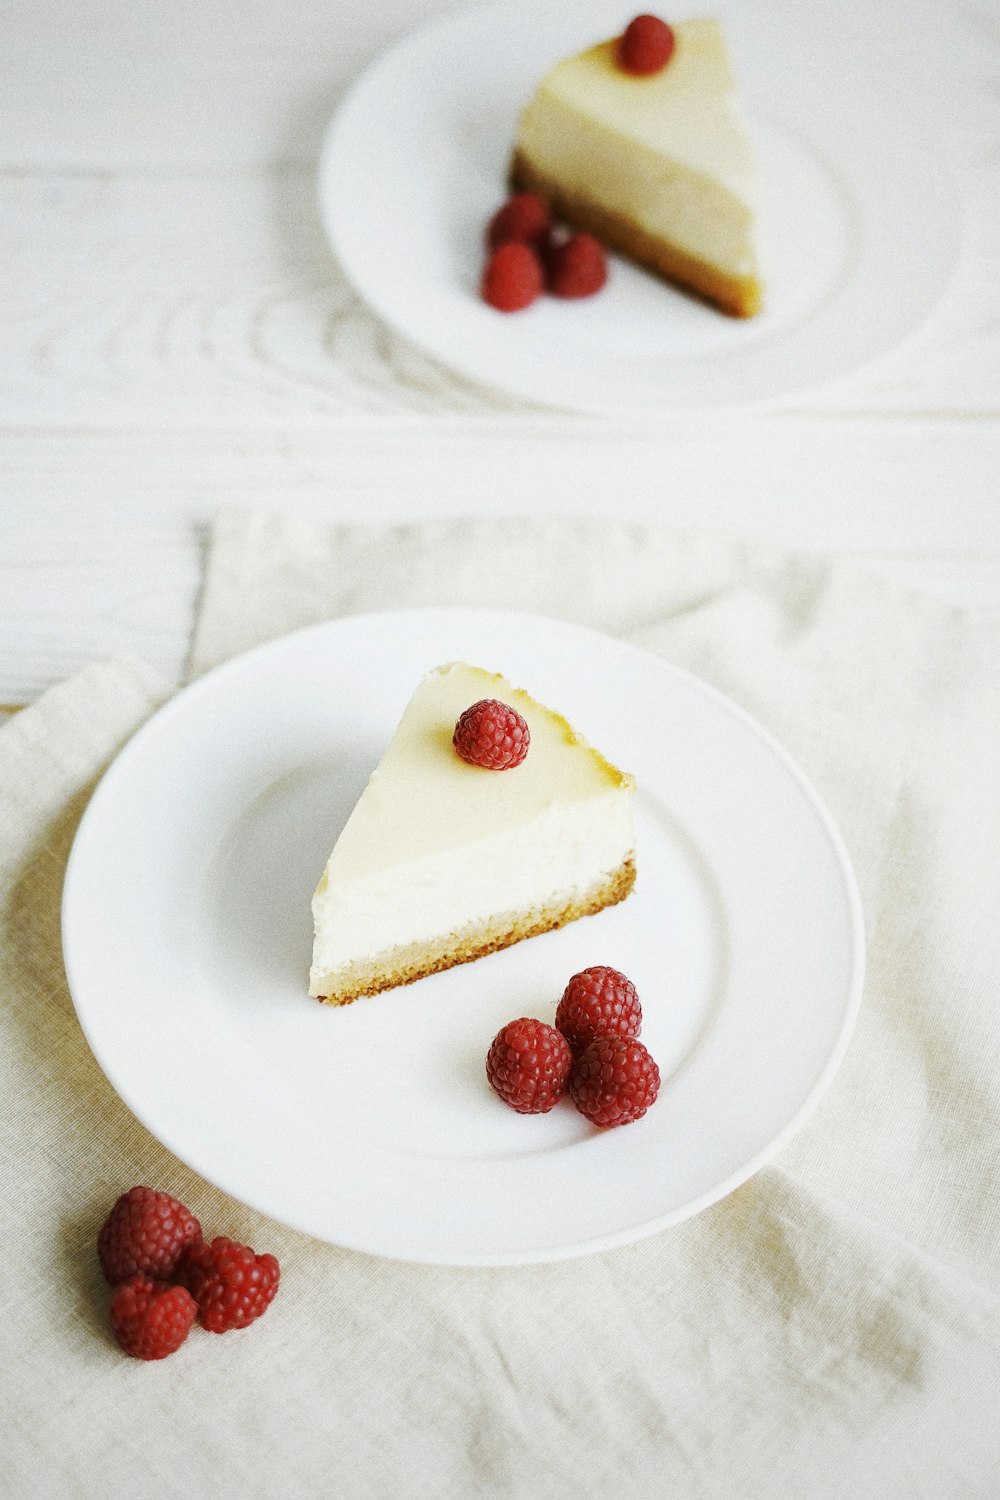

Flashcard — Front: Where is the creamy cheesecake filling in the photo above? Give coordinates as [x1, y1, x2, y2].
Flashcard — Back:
[311, 858, 635, 1004]
[517, 93, 757, 277]
[326, 664, 630, 878]
[310, 792, 634, 992]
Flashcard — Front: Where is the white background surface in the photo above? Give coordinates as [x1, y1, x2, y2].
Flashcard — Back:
[3, 0, 1000, 707]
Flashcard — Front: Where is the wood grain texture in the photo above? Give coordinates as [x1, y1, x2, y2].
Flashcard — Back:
[2, 166, 998, 424]
[1, 0, 999, 703]
[3, 419, 999, 703]
[1, 0, 458, 169]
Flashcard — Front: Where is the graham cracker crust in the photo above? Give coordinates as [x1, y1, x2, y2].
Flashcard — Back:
[511, 149, 761, 318]
[312, 855, 636, 1006]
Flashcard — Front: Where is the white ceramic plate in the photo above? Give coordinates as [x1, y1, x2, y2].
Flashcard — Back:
[62, 610, 864, 1265]
[318, 0, 959, 411]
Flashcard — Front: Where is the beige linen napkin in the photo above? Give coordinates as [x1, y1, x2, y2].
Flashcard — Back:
[3, 510, 999, 1498]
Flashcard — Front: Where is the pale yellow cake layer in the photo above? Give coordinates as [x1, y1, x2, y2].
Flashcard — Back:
[325, 664, 631, 882]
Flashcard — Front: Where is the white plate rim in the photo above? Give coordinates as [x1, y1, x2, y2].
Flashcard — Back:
[61, 607, 865, 1265]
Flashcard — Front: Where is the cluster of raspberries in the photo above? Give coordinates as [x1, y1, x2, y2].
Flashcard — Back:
[480, 193, 609, 312]
[97, 1186, 280, 1360]
[486, 966, 660, 1127]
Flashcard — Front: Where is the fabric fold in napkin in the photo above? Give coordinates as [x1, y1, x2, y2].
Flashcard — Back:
[3, 508, 999, 1498]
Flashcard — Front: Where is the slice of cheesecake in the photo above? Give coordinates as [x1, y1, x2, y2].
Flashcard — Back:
[511, 17, 763, 316]
[309, 662, 636, 1005]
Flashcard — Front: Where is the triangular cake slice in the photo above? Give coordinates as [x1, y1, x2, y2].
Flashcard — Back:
[511, 17, 763, 316]
[309, 662, 636, 1005]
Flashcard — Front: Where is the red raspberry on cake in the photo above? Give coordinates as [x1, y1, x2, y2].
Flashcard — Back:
[178, 1235, 280, 1333]
[486, 192, 552, 250]
[454, 698, 530, 769]
[617, 14, 676, 76]
[109, 1274, 197, 1361]
[545, 232, 608, 299]
[569, 1036, 660, 1127]
[486, 1017, 573, 1114]
[555, 965, 642, 1056]
[481, 241, 543, 312]
[97, 1185, 202, 1285]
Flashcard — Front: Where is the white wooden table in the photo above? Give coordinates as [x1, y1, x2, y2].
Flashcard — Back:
[3, 0, 999, 711]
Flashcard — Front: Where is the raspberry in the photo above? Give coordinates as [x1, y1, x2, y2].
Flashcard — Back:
[453, 698, 530, 770]
[569, 1036, 661, 1127]
[537, 222, 567, 268]
[617, 14, 676, 76]
[486, 192, 551, 250]
[109, 1274, 197, 1360]
[481, 241, 543, 312]
[545, 232, 608, 299]
[486, 1018, 573, 1114]
[178, 1236, 280, 1333]
[97, 1185, 202, 1285]
[555, 965, 642, 1056]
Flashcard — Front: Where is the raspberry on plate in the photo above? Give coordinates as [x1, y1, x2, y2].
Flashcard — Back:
[486, 1017, 573, 1114]
[555, 965, 642, 1056]
[486, 192, 552, 250]
[545, 232, 608, 299]
[109, 1274, 197, 1360]
[481, 241, 544, 312]
[97, 1185, 202, 1286]
[569, 1036, 660, 1127]
[178, 1236, 280, 1333]
[617, 14, 676, 76]
[453, 698, 530, 770]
